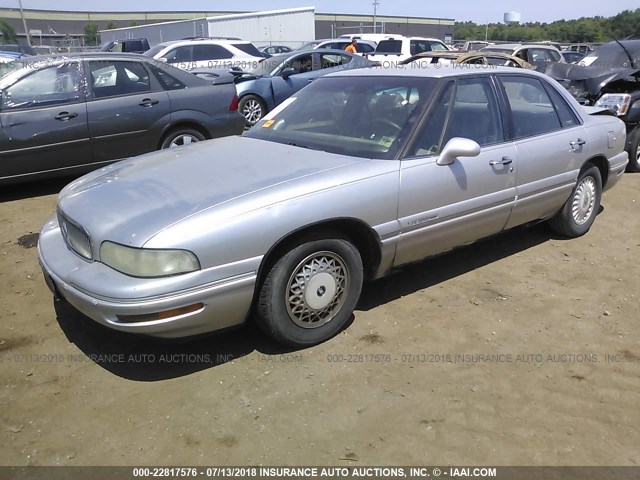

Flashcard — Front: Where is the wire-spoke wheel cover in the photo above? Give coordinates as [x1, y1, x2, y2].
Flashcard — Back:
[571, 176, 596, 225]
[286, 251, 350, 329]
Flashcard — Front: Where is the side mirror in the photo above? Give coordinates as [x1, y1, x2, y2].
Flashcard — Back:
[437, 137, 481, 166]
[158, 57, 168, 63]
[280, 67, 296, 78]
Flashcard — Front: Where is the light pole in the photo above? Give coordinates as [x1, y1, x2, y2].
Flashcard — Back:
[17, 0, 31, 46]
[373, 0, 379, 34]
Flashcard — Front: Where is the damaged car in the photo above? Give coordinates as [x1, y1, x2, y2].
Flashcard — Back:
[535, 40, 640, 171]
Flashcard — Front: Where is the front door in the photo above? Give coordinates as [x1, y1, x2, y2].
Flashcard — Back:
[0, 61, 90, 181]
[396, 77, 518, 265]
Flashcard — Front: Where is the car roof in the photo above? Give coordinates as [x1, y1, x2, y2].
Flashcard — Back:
[156, 39, 253, 48]
[327, 64, 543, 79]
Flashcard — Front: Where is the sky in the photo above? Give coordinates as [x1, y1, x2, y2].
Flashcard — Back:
[0, 0, 638, 23]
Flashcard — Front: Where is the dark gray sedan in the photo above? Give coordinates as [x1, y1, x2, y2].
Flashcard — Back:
[0, 53, 245, 185]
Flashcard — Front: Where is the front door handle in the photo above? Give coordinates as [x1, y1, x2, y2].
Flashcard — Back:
[54, 111, 78, 121]
[307, 78, 315, 83]
[138, 98, 159, 107]
[489, 156, 513, 166]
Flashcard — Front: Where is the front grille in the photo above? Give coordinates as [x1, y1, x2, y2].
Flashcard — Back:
[58, 210, 93, 260]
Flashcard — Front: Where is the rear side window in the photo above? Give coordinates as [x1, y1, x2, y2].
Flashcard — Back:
[89, 61, 151, 98]
[500, 76, 563, 138]
[376, 40, 402, 53]
[231, 43, 262, 57]
[149, 64, 185, 90]
[193, 45, 233, 61]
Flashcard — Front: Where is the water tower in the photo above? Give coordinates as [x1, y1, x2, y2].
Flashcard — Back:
[504, 11, 521, 24]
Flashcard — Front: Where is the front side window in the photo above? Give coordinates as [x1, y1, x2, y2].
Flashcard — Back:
[281, 54, 313, 74]
[410, 40, 430, 56]
[442, 77, 503, 147]
[245, 76, 437, 160]
[428, 41, 448, 52]
[500, 76, 563, 138]
[89, 61, 150, 98]
[162, 46, 192, 63]
[1, 62, 83, 110]
[406, 81, 453, 157]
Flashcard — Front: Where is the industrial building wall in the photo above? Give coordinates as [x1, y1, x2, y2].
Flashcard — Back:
[206, 8, 315, 48]
[315, 14, 454, 41]
[100, 18, 208, 46]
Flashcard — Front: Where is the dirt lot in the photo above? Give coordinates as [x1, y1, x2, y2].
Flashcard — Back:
[1, 174, 639, 467]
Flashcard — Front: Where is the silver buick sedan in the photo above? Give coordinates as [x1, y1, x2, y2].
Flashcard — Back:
[39, 66, 629, 347]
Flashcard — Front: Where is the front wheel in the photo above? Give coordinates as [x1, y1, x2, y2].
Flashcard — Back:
[256, 238, 363, 347]
[239, 95, 266, 127]
[160, 128, 206, 149]
[548, 165, 602, 237]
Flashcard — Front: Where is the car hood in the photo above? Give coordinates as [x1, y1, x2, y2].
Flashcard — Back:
[535, 62, 640, 99]
[57, 136, 367, 247]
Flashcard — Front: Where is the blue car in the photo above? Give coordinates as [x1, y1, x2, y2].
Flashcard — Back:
[231, 49, 375, 126]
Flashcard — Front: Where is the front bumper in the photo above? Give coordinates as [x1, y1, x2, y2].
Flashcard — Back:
[38, 219, 257, 338]
[604, 151, 629, 192]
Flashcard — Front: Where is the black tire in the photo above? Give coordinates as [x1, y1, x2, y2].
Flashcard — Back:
[548, 165, 602, 238]
[238, 95, 267, 127]
[626, 125, 640, 173]
[256, 238, 363, 347]
[160, 128, 206, 149]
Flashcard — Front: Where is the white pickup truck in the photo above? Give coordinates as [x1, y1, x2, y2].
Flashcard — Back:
[368, 36, 451, 65]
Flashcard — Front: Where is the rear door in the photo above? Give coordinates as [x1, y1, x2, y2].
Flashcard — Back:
[0, 61, 90, 180]
[85, 59, 170, 162]
[396, 76, 518, 265]
[498, 74, 589, 227]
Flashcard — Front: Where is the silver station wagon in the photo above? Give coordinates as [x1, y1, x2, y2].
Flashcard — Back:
[39, 66, 629, 347]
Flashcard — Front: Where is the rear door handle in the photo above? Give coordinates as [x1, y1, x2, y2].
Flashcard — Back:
[489, 156, 513, 166]
[570, 138, 586, 147]
[139, 98, 159, 107]
[54, 111, 78, 121]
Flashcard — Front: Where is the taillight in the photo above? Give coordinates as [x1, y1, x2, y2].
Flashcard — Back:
[229, 94, 239, 111]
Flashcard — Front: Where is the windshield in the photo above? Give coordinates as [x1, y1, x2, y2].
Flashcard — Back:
[144, 44, 168, 58]
[245, 75, 437, 160]
[0, 59, 23, 78]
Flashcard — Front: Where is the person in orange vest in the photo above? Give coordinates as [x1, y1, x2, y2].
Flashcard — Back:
[345, 39, 358, 54]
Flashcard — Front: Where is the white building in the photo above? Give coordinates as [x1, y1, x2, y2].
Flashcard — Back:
[99, 7, 316, 49]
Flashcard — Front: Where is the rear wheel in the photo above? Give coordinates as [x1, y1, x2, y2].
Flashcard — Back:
[160, 128, 205, 149]
[256, 238, 363, 347]
[239, 95, 266, 127]
[626, 126, 640, 173]
[548, 165, 602, 237]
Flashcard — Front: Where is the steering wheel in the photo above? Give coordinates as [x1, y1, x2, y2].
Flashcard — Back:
[370, 118, 403, 135]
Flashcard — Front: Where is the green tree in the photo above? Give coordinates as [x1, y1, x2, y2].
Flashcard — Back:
[0, 19, 18, 44]
[83, 23, 100, 46]
[106, 21, 117, 30]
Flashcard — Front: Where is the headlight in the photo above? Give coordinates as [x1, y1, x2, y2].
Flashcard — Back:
[594, 93, 631, 116]
[100, 241, 200, 278]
